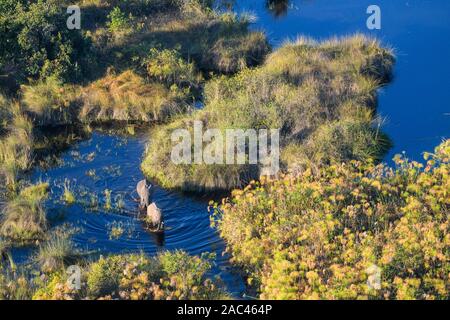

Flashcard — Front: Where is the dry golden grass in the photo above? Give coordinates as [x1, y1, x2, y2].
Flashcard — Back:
[21, 78, 81, 127]
[80, 70, 190, 123]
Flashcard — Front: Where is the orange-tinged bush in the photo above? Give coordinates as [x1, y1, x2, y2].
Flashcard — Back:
[212, 140, 450, 300]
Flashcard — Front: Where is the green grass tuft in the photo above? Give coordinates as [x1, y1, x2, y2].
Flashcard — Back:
[35, 227, 84, 273]
[0, 183, 49, 244]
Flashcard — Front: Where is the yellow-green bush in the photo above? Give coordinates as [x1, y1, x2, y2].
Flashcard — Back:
[32, 271, 79, 300]
[144, 48, 201, 88]
[31, 251, 226, 300]
[142, 35, 394, 192]
[87, 254, 127, 297]
[212, 140, 449, 300]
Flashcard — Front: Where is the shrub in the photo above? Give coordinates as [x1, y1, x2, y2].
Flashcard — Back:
[32, 271, 80, 300]
[1, 0, 89, 83]
[142, 35, 395, 192]
[87, 255, 126, 297]
[90, 0, 269, 75]
[0, 183, 49, 244]
[158, 250, 222, 299]
[85, 251, 225, 299]
[107, 7, 134, 33]
[80, 0, 177, 19]
[144, 48, 201, 88]
[212, 140, 450, 300]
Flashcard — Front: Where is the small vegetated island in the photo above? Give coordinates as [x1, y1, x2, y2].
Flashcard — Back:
[0, 0, 448, 300]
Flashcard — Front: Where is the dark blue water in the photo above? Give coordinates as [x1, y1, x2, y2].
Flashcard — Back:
[23, 130, 244, 296]
[225, 0, 450, 161]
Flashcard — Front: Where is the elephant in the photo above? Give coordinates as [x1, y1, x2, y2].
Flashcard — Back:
[136, 179, 153, 209]
[147, 202, 163, 231]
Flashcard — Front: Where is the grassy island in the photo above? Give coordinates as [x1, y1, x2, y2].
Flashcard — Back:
[142, 35, 394, 192]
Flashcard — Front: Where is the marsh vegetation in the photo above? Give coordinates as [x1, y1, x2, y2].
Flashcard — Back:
[1, 0, 447, 301]
[212, 140, 450, 299]
[1, 245, 226, 300]
[142, 35, 394, 192]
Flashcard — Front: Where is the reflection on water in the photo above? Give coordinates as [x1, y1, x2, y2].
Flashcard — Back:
[266, 0, 290, 18]
[217, 0, 293, 18]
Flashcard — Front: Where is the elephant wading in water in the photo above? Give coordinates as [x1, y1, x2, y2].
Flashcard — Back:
[136, 179, 163, 231]
[136, 179, 153, 210]
[146, 202, 164, 231]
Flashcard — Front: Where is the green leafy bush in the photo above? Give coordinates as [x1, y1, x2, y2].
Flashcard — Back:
[144, 48, 200, 88]
[87, 255, 126, 297]
[27, 250, 226, 300]
[1, 0, 90, 83]
[107, 7, 134, 33]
